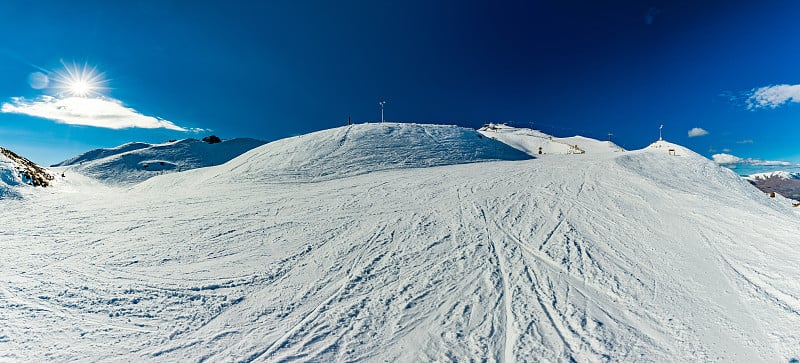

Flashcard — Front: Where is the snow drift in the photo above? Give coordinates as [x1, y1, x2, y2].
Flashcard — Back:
[1, 123, 799, 362]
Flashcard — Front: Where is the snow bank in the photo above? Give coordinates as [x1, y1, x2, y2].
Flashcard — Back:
[57, 138, 266, 185]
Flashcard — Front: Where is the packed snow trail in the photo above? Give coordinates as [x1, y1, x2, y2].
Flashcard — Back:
[1, 124, 799, 361]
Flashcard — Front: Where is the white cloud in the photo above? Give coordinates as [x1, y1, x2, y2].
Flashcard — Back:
[1, 95, 188, 131]
[747, 84, 800, 109]
[736, 139, 754, 144]
[712, 153, 742, 165]
[712, 153, 791, 166]
[687, 127, 709, 137]
[753, 160, 793, 166]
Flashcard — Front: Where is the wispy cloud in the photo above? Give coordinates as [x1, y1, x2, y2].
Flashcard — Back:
[747, 84, 800, 109]
[712, 153, 791, 166]
[736, 139, 754, 144]
[1, 95, 190, 131]
[687, 127, 709, 138]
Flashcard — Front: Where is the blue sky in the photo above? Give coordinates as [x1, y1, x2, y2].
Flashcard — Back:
[1, 1, 799, 167]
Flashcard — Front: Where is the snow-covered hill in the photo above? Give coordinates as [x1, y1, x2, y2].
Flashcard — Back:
[1, 123, 799, 361]
[53, 137, 266, 185]
[478, 123, 624, 156]
[135, 123, 532, 188]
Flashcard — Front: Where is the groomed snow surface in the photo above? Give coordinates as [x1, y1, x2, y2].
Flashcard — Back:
[1, 123, 799, 362]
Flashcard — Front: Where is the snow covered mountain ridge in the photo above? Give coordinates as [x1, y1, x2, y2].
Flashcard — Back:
[746, 170, 800, 201]
[51, 141, 154, 167]
[746, 170, 800, 181]
[52, 137, 266, 185]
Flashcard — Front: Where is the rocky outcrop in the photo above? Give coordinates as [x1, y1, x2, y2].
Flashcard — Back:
[0, 147, 54, 187]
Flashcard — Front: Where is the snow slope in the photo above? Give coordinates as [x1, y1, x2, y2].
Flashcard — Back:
[54, 137, 266, 185]
[1, 124, 799, 362]
[478, 123, 624, 156]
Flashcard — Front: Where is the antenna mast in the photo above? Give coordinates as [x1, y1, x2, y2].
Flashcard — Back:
[379, 101, 386, 124]
[659, 124, 663, 141]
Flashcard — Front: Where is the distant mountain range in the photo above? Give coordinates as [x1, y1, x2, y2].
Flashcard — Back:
[746, 171, 800, 201]
[52, 137, 266, 185]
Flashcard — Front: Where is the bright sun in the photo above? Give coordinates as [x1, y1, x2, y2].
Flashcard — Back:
[70, 80, 91, 96]
[53, 61, 106, 97]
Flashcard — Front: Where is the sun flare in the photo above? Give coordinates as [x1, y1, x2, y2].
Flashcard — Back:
[70, 80, 91, 96]
[52, 61, 106, 97]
